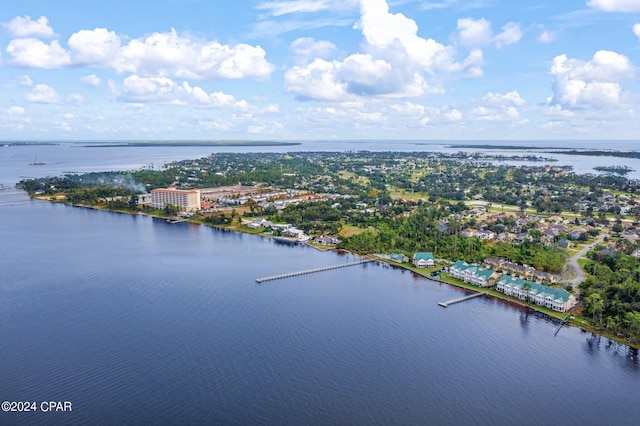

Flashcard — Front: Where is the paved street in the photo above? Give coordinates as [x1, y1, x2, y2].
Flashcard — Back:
[567, 232, 609, 288]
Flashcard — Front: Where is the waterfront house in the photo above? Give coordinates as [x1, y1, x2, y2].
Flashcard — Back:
[247, 217, 272, 229]
[449, 260, 497, 287]
[449, 260, 471, 279]
[413, 252, 435, 267]
[390, 253, 408, 263]
[496, 275, 575, 312]
[314, 235, 340, 246]
[468, 267, 498, 287]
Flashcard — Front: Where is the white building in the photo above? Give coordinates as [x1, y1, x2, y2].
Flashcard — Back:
[151, 188, 201, 212]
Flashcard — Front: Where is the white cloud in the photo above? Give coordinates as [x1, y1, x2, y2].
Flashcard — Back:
[67, 93, 84, 104]
[68, 28, 121, 65]
[291, 37, 336, 59]
[17, 75, 33, 86]
[587, 0, 640, 12]
[357, 0, 459, 73]
[6, 38, 71, 68]
[3, 15, 55, 38]
[25, 84, 60, 103]
[2, 75, 34, 88]
[118, 75, 250, 109]
[285, 0, 482, 102]
[482, 90, 526, 106]
[549, 51, 634, 109]
[457, 18, 492, 48]
[494, 22, 522, 48]
[8, 106, 26, 115]
[421, 1, 458, 10]
[256, 0, 333, 16]
[389, 102, 463, 126]
[633, 23, 640, 41]
[5, 26, 274, 82]
[284, 59, 348, 101]
[79, 74, 102, 86]
[445, 109, 462, 121]
[112, 29, 274, 80]
[538, 29, 558, 43]
[458, 18, 521, 49]
[471, 90, 527, 122]
[551, 50, 633, 81]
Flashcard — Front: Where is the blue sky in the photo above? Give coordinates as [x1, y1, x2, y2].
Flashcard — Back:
[1, 0, 640, 141]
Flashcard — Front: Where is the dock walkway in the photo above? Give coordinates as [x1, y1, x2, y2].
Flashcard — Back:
[438, 292, 486, 307]
[256, 259, 375, 283]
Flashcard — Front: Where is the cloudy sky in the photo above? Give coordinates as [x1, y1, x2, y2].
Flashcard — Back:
[1, 0, 640, 141]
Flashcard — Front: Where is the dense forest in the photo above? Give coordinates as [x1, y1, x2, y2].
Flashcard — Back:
[580, 247, 640, 345]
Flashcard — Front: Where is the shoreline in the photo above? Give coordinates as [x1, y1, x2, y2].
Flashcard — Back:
[30, 195, 640, 349]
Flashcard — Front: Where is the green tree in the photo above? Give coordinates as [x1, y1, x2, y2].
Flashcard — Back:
[586, 292, 605, 326]
[128, 194, 138, 210]
[164, 203, 180, 216]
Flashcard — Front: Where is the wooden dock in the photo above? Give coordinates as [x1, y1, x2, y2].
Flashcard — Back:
[256, 259, 375, 283]
[438, 292, 486, 307]
[554, 302, 580, 336]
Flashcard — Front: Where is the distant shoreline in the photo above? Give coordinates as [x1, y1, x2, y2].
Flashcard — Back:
[83, 141, 302, 148]
[1, 140, 301, 147]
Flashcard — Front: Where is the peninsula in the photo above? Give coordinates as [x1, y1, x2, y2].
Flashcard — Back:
[18, 151, 640, 347]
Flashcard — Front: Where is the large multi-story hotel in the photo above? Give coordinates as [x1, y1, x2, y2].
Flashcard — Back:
[151, 188, 201, 212]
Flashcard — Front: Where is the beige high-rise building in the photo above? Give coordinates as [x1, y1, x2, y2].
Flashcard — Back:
[151, 188, 201, 212]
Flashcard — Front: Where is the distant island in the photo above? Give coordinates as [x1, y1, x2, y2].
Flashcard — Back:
[593, 166, 635, 175]
[83, 141, 301, 147]
[448, 144, 573, 150]
[545, 150, 640, 159]
[445, 145, 640, 160]
[1, 140, 301, 148]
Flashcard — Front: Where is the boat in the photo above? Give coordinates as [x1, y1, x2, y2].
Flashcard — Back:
[30, 156, 46, 166]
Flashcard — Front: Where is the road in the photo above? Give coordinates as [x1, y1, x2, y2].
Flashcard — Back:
[566, 231, 608, 288]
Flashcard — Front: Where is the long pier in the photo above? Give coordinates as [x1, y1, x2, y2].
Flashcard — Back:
[256, 259, 375, 283]
[438, 292, 486, 308]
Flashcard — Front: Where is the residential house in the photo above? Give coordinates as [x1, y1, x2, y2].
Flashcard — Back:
[568, 228, 586, 240]
[449, 260, 497, 287]
[247, 217, 272, 229]
[314, 235, 340, 246]
[389, 253, 408, 263]
[497, 232, 515, 243]
[449, 260, 471, 279]
[413, 252, 435, 267]
[461, 228, 478, 238]
[477, 230, 495, 240]
[513, 233, 530, 245]
[496, 275, 576, 312]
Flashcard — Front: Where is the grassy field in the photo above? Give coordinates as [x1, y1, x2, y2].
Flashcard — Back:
[388, 188, 428, 201]
[339, 224, 374, 237]
[337, 170, 369, 186]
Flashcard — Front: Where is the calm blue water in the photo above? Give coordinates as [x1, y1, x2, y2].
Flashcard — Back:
[1, 142, 639, 425]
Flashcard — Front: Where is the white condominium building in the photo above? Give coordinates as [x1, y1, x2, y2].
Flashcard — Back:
[151, 188, 201, 212]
